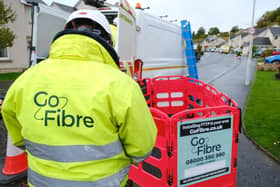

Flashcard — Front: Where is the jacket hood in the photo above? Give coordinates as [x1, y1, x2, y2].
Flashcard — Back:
[49, 30, 119, 68]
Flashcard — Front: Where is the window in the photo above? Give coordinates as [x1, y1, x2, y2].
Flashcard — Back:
[0, 48, 9, 60]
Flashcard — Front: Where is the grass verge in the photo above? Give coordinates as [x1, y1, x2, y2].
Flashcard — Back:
[253, 57, 265, 63]
[244, 71, 280, 160]
[0, 72, 22, 82]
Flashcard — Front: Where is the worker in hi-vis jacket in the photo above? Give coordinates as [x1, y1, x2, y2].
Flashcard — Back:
[1, 9, 157, 187]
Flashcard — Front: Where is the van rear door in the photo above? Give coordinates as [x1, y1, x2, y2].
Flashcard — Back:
[135, 10, 187, 78]
[117, 0, 136, 77]
[30, 3, 69, 65]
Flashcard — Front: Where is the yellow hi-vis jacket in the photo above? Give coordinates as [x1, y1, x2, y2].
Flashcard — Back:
[1, 30, 157, 187]
[110, 24, 117, 48]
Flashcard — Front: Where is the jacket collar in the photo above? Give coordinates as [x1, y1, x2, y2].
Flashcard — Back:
[50, 30, 119, 68]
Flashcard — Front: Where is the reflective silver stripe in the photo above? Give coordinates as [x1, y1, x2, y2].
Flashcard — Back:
[28, 165, 130, 187]
[24, 139, 123, 162]
[130, 150, 152, 163]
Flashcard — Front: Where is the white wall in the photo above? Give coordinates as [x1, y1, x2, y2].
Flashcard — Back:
[0, 0, 31, 72]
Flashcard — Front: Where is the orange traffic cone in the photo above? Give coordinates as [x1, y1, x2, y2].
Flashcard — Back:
[0, 134, 27, 184]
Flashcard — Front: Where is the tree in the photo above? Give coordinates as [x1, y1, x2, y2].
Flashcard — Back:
[193, 27, 206, 41]
[219, 32, 229, 40]
[256, 7, 280, 28]
[0, 0, 16, 49]
[192, 31, 196, 39]
[197, 27, 206, 36]
[208, 27, 220, 35]
[230, 25, 239, 33]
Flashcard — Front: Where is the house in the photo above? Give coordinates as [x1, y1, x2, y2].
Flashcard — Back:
[241, 32, 263, 56]
[243, 26, 280, 55]
[230, 27, 280, 55]
[265, 27, 280, 48]
[0, 0, 33, 73]
[0, 0, 108, 73]
[230, 34, 242, 49]
[201, 35, 217, 49]
[201, 35, 226, 51]
[270, 27, 280, 48]
[253, 37, 273, 48]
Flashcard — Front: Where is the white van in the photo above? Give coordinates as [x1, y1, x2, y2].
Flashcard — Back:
[101, 0, 188, 79]
[29, 2, 70, 65]
[30, 0, 188, 79]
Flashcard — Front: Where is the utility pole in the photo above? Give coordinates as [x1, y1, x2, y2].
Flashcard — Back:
[245, 0, 256, 85]
[228, 31, 231, 47]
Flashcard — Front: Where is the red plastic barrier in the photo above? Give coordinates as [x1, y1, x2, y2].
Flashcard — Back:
[137, 78, 152, 106]
[151, 76, 188, 115]
[184, 78, 227, 109]
[170, 106, 240, 187]
[128, 107, 172, 186]
[129, 76, 240, 187]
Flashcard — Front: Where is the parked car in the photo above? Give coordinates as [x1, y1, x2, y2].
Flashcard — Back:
[233, 48, 242, 55]
[272, 48, 280, 56]
[220, 46, 230, 54]
[253, 48, 266, 57]
[264, 55, 280, 64]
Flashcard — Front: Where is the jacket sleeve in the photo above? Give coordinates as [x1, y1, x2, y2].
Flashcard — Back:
[1, 83, 24, 147]
[115, 80, 157, 163]
[0, 94, 3, 119]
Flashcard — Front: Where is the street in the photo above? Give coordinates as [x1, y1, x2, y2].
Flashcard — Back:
[198, 52, 280, 187]
[0, 53, 280, 187]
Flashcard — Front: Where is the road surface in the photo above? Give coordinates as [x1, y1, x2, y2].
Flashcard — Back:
[197, 52, 280, 187]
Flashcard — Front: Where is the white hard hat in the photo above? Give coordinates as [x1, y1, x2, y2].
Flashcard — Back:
[65, 9, 111, 36]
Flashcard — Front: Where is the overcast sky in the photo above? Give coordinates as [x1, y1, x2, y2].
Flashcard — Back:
[44, 0, 280, 32]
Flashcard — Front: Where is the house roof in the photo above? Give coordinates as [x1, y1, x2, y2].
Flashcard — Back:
[241, 32, 249, 38]
[270, 27, 280, 36]
[50, 2, 76, 12]
[255, 27, 267, 35]
[239, 27, 267, 38]
[206, 35, 217, 42]
[231, 34, 241, 40]
[229, 33, 239, 40]
[243, 42, 249, 47]
[216, 41, 226, 48]
[253, 37, 272, 46]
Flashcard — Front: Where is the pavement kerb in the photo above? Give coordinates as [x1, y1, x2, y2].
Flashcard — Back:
[240, 68, 280, 165]
[204, 59, 280, 165]
[241, 122, 280, 165]
[241, 85, 280, 165]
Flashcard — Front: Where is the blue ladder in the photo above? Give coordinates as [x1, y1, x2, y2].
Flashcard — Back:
[181, 20, 199, 79]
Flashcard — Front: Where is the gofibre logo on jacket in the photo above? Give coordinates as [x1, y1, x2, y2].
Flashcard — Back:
[33, 91, 94, 128]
